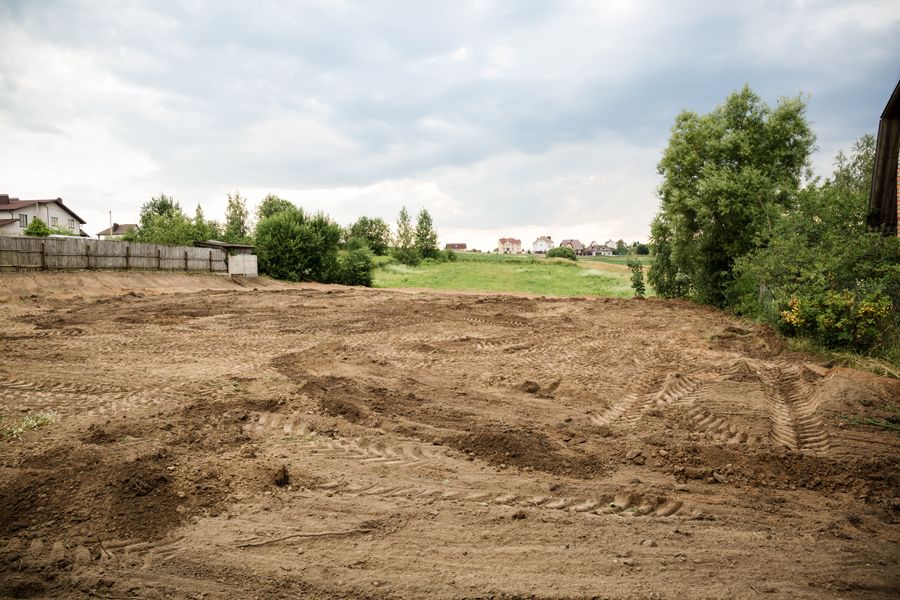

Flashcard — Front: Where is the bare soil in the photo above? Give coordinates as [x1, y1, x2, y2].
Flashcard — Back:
[0, 272, 898, 599]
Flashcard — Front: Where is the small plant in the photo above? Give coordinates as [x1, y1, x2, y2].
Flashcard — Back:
[3, 410, 59, 438]
[627, 259, 646, 298]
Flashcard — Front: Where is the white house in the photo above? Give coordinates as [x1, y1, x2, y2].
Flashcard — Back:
[0, 194, 87, 236]
[532, 236, 554, 254]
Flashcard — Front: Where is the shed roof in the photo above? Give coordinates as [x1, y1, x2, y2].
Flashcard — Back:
[867, 79, 900, 234]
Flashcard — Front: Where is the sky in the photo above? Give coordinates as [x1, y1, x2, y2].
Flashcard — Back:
[1, 1, 899, 250]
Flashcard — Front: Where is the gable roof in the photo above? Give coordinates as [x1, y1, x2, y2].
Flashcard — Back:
[96, 223, 138, 236]
[560, 239, 584, 250]
[0, 195, 87, 225]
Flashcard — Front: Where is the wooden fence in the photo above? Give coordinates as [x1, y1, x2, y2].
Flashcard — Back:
[0, 236, 227, 273]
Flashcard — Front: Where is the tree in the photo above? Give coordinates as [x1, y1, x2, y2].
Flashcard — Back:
[347, 216, 391, 255]
[224, 192, 250, 243]
[136, 212, 196, 246]
[256, 194, 296, 222]
[414, 208, 440, 259]
[24, 217, 51, 237]
[648, 85, 816, 306]
[254, 209, 344, 283]
[393, 206, 419, 265]
[615, 239, 627, 256]
[138, 194, 181, 232]
[192, 204, 221, 241]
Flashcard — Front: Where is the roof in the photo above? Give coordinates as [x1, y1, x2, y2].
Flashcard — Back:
[96, 223, 138, 236]
[0, 195, 87, 224]
[193, 240, 255, 251]
[560, 239, 584, 250]
[498, 237, 521, 244]
[867, 79, 900, 234]
[534, 236, 553, 243]
[881, 79, 900, 119]
[0, 219, 16, 227]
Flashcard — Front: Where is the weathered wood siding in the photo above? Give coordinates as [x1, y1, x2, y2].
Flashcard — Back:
[0, 237, 227, 273]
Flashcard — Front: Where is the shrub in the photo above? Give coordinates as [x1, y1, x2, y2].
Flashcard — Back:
[392, 246, 421, 266]
[777, 290, 893, 351]
[444, 248, 458, 262]
[546, 246, 577, 261]
[337, 247, 375, 286]
[627, 259, 646, 298]
[255, 208, 342, 282]
[24, 217, 51, 237]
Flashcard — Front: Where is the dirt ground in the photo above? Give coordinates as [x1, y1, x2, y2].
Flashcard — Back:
[1, 272, 898, 599]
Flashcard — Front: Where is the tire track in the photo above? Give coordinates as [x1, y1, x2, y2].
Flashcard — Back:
[316, 480, 697, 519]
[754, 364, 830, 453]
[242, 411, 451, 468]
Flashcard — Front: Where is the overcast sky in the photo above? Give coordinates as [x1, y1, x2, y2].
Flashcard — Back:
[2, 1, 899, 249]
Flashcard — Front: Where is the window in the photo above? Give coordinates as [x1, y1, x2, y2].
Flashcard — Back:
[50, 217, 58, 226]
[67, 219, 75, 229]
[18, 214, 27, 227]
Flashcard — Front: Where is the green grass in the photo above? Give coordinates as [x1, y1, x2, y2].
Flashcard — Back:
[373, 252, 650, 297]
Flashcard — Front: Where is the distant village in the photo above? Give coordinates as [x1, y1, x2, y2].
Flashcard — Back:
[445, 236, 649, 256]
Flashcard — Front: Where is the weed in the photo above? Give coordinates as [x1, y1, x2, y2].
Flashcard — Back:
[3, 410, 59, 439]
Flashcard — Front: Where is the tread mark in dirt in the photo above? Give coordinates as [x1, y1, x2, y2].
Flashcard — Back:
[243, 411, 450, 467]
[685, 403, 763, 446]
[315, 481, 697, 519]
[591, 372, 686, 427]
[755, 364, 830, 453]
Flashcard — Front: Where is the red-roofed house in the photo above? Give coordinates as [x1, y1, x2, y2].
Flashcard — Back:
[0, 194, 87, 236]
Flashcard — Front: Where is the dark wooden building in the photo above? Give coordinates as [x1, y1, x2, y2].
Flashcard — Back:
[868, 79, 900, 235]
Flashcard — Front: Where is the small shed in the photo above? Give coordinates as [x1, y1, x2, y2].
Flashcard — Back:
[868, 79, 900, 235]
[193, 240, 258, 276]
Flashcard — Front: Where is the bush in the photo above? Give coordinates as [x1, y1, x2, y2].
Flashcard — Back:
[392, 246, 421, 266]
[778, 290, 893, 351]
[337, 247, 375, 286]
[255, 208, 342, 282]
[24, 217, 51, 237]
[444, 249, 458, 262]
[627, 259, 646, 298]
[546, 246, 577, 261]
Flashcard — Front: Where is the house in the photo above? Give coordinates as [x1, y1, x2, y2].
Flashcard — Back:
[445, 243, 467, 251]
[868, 78, 900, 235]
[559, 239, 584, 254]
[532, 236, 554, 254]
[0, 194, 87, 236]
[96, 223, 138, 240]
[498, 237, 523, 254]
[584, 241, 614, 256]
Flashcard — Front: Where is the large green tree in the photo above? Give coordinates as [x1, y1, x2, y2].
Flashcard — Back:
[393, 206, 419, 265]
[649, 85, 816, 306]
[256, 194, 296, 222]
[138, 194, 181, 232]
[254, 209, 342, 282]
[347, 216, 391, 255]
[192, 204, 221, 241]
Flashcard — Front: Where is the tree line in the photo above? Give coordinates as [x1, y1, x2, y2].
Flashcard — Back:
[646, 84, 899, 357]
[103, 191, 446, 287]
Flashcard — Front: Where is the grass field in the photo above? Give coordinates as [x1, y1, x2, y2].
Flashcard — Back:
[373, 252, 652, 297]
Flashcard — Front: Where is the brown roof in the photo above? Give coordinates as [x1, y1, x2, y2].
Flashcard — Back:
[0, 195, 87, 224]
[560, 239, 584, 250]
[498, 237, 521, 244]
[96, 223, 138, 236]
[0, 219, 17, 226]
[868, 79, 900, 234]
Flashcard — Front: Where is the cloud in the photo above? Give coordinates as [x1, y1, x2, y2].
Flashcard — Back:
[0, 0, 898, 239]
